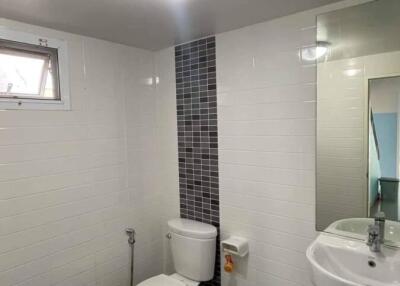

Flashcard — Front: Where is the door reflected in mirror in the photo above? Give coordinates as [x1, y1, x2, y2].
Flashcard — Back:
[369, 76, 400, 221]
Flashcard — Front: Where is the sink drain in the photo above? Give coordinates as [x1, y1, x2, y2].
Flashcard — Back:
[368, 260, 376, 268]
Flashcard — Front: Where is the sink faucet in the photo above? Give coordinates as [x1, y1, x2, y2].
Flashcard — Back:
[367, 212, 385, 252]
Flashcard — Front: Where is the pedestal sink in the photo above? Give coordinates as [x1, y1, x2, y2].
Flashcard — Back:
[306, 233, 400, 286]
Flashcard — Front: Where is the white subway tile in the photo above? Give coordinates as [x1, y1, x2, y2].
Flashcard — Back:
[0, 20, 167, 286]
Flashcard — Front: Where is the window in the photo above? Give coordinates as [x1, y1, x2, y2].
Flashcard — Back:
[0, 28, 70, 110]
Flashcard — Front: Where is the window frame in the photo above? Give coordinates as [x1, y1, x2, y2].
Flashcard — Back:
[0, 27, 70, 110]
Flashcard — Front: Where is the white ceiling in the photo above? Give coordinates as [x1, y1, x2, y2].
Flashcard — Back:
[0, 0, 341, 50]
[318, 0, 400, 61]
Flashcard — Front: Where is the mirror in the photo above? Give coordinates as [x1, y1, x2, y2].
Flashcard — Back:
[369, 76, 400, 220]
[316, 0, 400, 232]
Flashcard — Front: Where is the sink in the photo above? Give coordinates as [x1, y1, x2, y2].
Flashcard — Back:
[325, 218, 400, 247]
[306, 233, 400, 286]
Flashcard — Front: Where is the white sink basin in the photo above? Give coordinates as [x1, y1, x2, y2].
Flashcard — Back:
[325, 218, 400, 247]
[307, 233, 400, 286]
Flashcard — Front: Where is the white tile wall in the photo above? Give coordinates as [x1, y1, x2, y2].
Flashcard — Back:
[123, 41, 165, 284]
[216, 1, 370, 286]
[317, 56, 367, 228]
[0, 18, 164, 286]
[154, 47, 180, 275]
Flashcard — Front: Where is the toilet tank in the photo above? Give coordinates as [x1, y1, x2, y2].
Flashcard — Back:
[168, 218, 217, 281]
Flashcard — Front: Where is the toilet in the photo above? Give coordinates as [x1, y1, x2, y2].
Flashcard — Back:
[138, 218, 218, 286]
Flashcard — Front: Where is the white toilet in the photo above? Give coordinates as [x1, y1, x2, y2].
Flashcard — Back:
[138, 218, 218, 286]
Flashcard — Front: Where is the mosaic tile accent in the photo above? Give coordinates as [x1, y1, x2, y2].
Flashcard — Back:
[175, 36, 220, 286]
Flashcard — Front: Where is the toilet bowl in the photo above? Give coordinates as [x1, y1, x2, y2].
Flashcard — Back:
[138, 274, 185, 286]
[138, 273, 199, 286]
[137, 218, 218, 286]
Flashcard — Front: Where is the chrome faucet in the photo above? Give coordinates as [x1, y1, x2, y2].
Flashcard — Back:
[367, 212, 385, 252]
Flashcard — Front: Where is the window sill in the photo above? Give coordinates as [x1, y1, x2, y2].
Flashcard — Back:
[0, 98, 71, 110]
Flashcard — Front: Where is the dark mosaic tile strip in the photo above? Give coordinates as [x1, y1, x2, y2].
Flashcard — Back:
[175, 36, 220, 286]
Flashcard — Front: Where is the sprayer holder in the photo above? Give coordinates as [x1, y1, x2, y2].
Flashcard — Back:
[126, 228, 136, 245]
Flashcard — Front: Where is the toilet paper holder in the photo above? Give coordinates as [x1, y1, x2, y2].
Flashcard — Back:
[221, 236, 249, 257]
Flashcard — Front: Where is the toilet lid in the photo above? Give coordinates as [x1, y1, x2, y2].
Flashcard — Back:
[138, 274, 185, 286]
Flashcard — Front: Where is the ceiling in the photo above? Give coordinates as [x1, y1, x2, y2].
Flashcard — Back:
[0, 0, 342, 51]
[318, 0, 400, 61]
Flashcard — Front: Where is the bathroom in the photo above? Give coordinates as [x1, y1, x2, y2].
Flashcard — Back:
[0, 0, 398, 285]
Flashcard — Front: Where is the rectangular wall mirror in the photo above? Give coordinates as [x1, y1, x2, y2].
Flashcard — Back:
[316, 0, 400, 233]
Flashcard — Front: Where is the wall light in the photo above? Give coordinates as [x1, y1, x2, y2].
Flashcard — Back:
[301, 41, 330, 62]
[343, 69, 362, 77]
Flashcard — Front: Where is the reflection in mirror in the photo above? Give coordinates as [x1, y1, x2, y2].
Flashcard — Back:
[316, 0, 400, 237]
[369, 76, 400, 221]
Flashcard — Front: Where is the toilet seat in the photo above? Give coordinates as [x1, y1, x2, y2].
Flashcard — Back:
[138, 274, 185, 286]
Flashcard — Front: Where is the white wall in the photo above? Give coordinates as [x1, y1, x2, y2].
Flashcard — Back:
[154, 47, 180, 274]
[370, 77, 400, 113]
[123, 42, 165, 283]
[216, 1, 370, 286]
[0, 18, 164, 286]
[317, 56, 368, 228]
